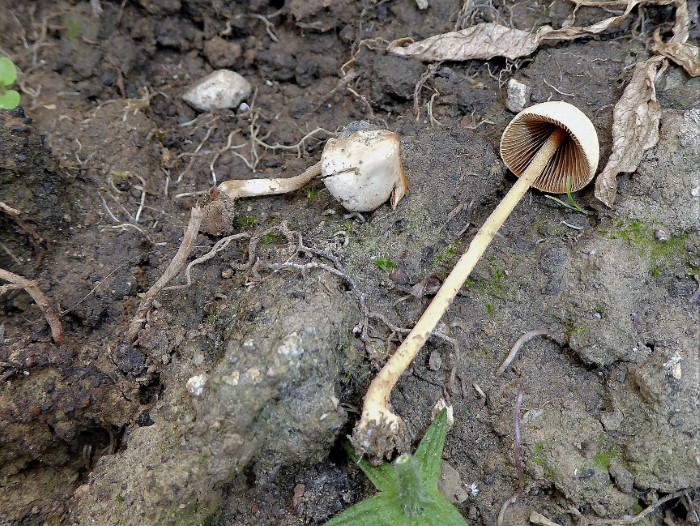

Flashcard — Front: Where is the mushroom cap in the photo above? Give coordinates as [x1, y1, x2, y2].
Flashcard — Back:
[500, 101, 599, 194]
[321, 129, 408, 212]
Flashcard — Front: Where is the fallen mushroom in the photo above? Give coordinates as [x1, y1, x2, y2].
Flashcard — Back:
[129, 125, 407, 339]
[351, 101, 599, 460]
[217, 123, 407, 212]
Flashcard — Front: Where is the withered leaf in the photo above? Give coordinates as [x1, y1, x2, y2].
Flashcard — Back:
[388, 0, 679, 63]
[594, 56, 666, 208]
[389, 23, 553, 62]
[651, 29, 700, 76]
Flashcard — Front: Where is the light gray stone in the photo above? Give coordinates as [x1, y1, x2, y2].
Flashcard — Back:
[182, 70, 252, 111]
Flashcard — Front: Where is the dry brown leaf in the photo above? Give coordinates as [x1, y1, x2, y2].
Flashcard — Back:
[594, 56, 666, 207]
[650, 1, 700, 77]
[388, 23, 554, 62]
[670, 0, 690, 42]
[652, 31, 700, 76]
[389, 0, 680, 63]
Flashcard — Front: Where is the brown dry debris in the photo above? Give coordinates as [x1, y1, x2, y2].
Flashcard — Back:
[594, 56, 666, 207]
[388, 0, 679, 62]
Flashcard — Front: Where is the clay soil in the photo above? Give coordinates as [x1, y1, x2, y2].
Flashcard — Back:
[1, 1, 699, 525]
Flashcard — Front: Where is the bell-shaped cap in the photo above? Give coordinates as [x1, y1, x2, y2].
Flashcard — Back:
[321, 128, 408, 212]
[500, 101, 599, 194]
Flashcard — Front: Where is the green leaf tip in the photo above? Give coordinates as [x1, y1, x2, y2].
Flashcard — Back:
[0, 90, 20, 110]
[325, 408, 468, 526]
[0, 57, 17, 86]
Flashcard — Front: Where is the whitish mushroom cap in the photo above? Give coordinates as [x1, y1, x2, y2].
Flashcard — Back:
[500, 101, 599, 194]
[321, 129, 408, 212]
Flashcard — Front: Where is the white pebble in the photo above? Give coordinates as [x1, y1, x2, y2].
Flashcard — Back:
[506, 78, 530, 113]
[182, 70, 252, 111]
[186, 373, 208, 397]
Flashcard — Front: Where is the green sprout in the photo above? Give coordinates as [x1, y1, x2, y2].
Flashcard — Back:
[544, 175, 590, 215]
[0, 57, 21, 110]
[261, 232, 281, 247]
[237, 215, 257, 228]
[305, 187, 320, 199]
[325, 409, 468, 526]
[373, 257, 397, 272]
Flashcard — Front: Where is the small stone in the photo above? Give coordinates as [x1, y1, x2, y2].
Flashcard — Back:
[506, 78, 531, 113]
[608, 459, 634, 494]
[182, 70, 252, 111]
[600, 410, 623, 431]
[653, 229, 669, 242]
[439, 461, 468, 504]
[186, 373, 208, 397]
[428, 350, 443, 371]
[416, 0, 430, 9]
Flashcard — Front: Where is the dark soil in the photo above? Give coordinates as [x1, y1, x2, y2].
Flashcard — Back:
[1, 1, 698, 525]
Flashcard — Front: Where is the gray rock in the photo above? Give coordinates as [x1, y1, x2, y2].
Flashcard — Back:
[506, 78, 530, 113]
[182, 70, 252, 111]
[608, 459, 634, 494]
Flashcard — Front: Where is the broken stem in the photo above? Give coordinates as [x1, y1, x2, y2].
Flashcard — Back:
[217, 162, 321, 199]
[126, 206, 204, 343]
[0, 268, 64, 344]
[353, 127, 567, 456]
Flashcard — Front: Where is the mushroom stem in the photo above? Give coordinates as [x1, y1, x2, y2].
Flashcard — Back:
[352, 126, 567, 457]
[217, 162, 321, 199]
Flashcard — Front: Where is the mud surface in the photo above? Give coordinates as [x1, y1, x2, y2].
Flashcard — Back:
[0, 1, 698, 525]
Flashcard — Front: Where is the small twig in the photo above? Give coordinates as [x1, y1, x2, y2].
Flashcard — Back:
[0, 268, 63, 344]
[543, 78, 575, 97]
[561, 220, 584, 230]
[413, 62, 442, 120]
[530, 511, 564, 526]
[497, 381, 527, 526]
[0, 201, 21, 217]
[176, 121, 218, 183]
[126, 206, 204, 342]
[591, 490, 686, 525]
[311, 70, 359, 113]
[497, 495, 519, 526]
[514, 381, 525, 494]
[496, 330, 552, 376]
[252, 127, 331, 158]
[164, 232, 250, 291]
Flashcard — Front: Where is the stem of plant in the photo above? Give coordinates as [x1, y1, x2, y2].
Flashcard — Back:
[218, 162, 321, 199]
[354, 126, 567, 454]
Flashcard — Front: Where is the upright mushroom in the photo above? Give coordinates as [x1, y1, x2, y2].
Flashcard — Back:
[352, 101, 599, 459]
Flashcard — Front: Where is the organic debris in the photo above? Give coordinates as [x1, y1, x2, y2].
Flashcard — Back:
[389, 0, 699, 207]
[218, 123, 408, 213]
[389, 0, 692, 63]
[0, 268, 63, 344]
[594, 56, 665, 207]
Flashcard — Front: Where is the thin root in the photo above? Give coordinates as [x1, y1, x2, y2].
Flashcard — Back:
[126, 206, 204, 342]
[0, 268, 63, 344]
[496, 329, 553, 376]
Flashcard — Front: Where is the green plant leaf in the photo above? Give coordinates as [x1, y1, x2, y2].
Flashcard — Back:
[0, 57, 17, 86]
[324, 494, 402, 526]
[343, 441, 397, 493]
[413, 409, 449, 486]
[0, 90, 20, 110]
[326, 409, 468, 526]
[420, 491, 470, 525]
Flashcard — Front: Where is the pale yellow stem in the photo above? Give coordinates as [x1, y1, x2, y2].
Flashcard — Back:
[217, 162, 321, 199]
[360, 127, 567, 417]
